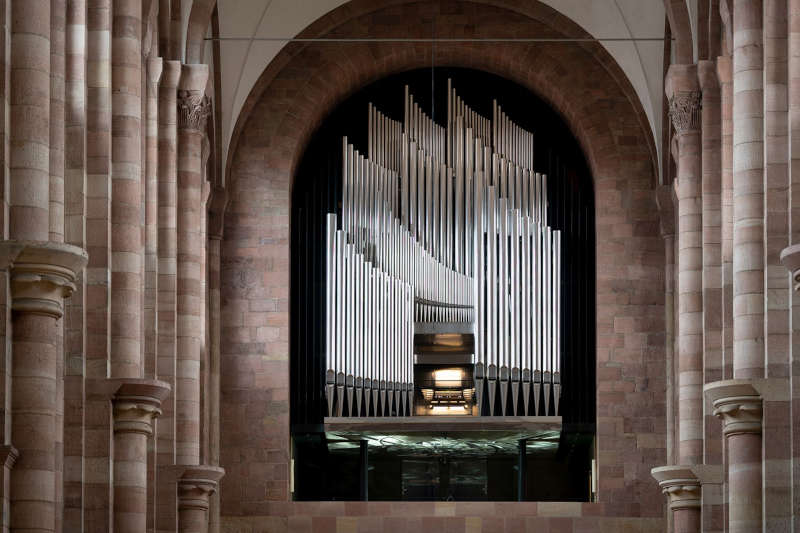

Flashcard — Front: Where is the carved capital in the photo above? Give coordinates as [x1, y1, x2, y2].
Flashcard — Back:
[178, 91, 211, 131]
[713, 396, 762, 436]
[0, 241, 87, 318]
[111, 379, 171, 436]
[651, 465, 701, 510]
[178, 465, 225, 511]
[705, 380, 763, 435]
[668, 91, 702, 134]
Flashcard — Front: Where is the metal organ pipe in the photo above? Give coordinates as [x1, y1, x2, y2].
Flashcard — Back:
[323, 82, 563, 418]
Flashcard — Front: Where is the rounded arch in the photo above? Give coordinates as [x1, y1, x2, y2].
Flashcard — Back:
[219, 0, 667, 518]
[225, 0, 659, 192]
[185, 0, 216, 63]
[664, 0, 694, 64]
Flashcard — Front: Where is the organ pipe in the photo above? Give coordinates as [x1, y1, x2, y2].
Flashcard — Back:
[324, 81, 562, 418]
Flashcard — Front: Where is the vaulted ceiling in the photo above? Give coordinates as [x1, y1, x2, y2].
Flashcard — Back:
[190, 0, 670, 174]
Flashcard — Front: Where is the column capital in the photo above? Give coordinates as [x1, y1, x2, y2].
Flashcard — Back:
[0, 241, 87, 318]
[110, 378, 171, 436]
[178, 465, 225, 511]
[178, 63, 210, 131]
[668, 91, 702, 134]
[780, 244, 800, 290]
[651, 465, 701, 510]
[665, 64, 701, 134]
[704, 380, 762, 436]
[178, 91, 211, 131]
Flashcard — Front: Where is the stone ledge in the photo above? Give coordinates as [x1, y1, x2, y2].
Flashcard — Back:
[651, 465, 701, 510]
[178, 465, 226, 511]
[0, 240, 88, 317]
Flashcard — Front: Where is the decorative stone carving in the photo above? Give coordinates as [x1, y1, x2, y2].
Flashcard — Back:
[713, 395, 762, 436]
[0, 241, 88, 317]
[651, 465, 701, 510]
[111, 379, 171, 435]
[178, 90, 211, 131]
[178, 465, 225, 511]
[705, 380, 762, 435]
[668, 91, 702, 133]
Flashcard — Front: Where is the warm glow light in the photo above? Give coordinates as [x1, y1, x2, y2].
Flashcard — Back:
[431, 405, 470, 415]
[433, 369, 463, 387]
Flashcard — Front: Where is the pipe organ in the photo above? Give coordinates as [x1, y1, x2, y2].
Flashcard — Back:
[325, 81, 562, 418]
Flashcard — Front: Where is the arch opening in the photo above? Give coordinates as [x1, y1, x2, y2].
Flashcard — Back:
[289, 67, 596, 502]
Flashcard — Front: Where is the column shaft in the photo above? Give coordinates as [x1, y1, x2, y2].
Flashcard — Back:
[733, 0, 766, 378]
[10, 313, 57, 532]
[7, 1, 56, 531]
[9, 0, 51, 241]
[699, 60, 723, 466]
[110, 0, 143, 378]
[729, 432, 763, 531]
[145, 57, 162, 380]
[156, 60, 181, 533]
[176, 64, 209, 466]
[667, 65, 704, 466]
[85, 1, 113, 529]
[63, 0, 87, 528]
[790, 0, 800, 523]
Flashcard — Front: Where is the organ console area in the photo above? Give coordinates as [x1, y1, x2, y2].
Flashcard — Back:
[324, 81, 563, 421]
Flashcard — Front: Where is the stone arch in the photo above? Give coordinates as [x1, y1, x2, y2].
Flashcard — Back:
[219, 0, 666, 523]
[664, 0, 695, 63]
[185, 0, 216, 63]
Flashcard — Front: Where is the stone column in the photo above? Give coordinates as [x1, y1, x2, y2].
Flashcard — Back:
[85, 1, 114, 528]
[177, 466, 224, 533]
[651, 466, 701, 533]
[145, 56, 162, 379]
[733, 0, 766, 380]
[110, 0, 143, 378]
[788, 0, 800, 525]
[175, 64, 224, 532]
[2, 243, 87, 533]
[9, 0, 51, 240]
[718, 53, 734, 380]
[666, 64, 704, 467]
[206, 188, 227, 533]
[156, 60, 181, 533]
[655, 185, 676, 464]
[705, 381, 763, 532]
[698, 59, 725, 533]
[110, 380, 169, 533]
[176, 64, 210, 466]
[63, 0, 88, 529]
